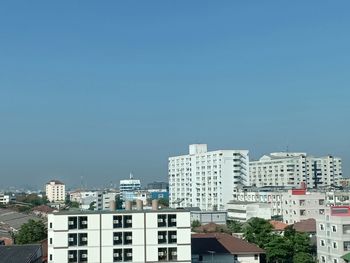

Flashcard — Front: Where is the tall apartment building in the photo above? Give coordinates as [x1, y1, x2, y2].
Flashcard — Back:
[282, 188, 326, 224]
[317, 206, 350, 263]
[46, 180, 66, 203]
[120, 174, 141, 201]
[48, 209, 191, 263]
[249, 152, 342, 189]
[169, 144, 249, 211]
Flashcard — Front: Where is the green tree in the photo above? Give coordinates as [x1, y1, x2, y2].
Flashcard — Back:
[292, 233, 311, 254]
[227, 220, 243, 233]
[15, 219, 47, 244]
[243, 217, 274, 248]
[191, 220, 201, 228]
[158, 198, 169, 207]
[265, 235, 293, 263]
[293, 252, 315, 263]
[89, 201, 96, 211]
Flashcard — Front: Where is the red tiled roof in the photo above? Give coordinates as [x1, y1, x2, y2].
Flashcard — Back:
[270, 220, 288, 231]
[293, 218, 316, 233]
[0, 237, 13, 246]
[32, 205, 54, 213]
[194, 222, 228, 233]
[192, 233, 265, 255]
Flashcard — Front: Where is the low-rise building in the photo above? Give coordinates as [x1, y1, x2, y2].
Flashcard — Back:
[191, 233, 265, 263]
[316, 206, 350, 263]
[190, 210, 227, 225]
[227, 201, 271, 222]
[48, 208, 191, 263]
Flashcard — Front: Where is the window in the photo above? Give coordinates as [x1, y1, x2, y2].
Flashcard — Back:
[320, 224, 325, 230]
[124, 249, 132, 262]
[123, 232, 132, 245]
[254, 254, 259, 260]
[113, 216, 123, 228]
[113, 249, 123, 262]
[321, 256, 326, 263]
[168, 214, 177, 227]
[158, 214, 167, 227]
[50, 254, 52, 261]
[320, 240, 326, 246]
[68, 217, 77, 230]
[78, 233, 88, 246]
[68, 250, 77, 263]
[49, 238, 52, 244]
[334, 259, 338, 263]
[168, 231, 177, 244]
[158, 231, 167, 244]
[113, 232, 122, 245]
[333, 242, 337, 249]
[124, 215, 132, 228]
[169, 248, 177, 261]
[68, 233, 77, 246]
[49, 222, 52, 228]
[158, 248, 168, 261]
[78, 216, 88, 229]
[332, 225, 337, 232]
[78, 250, 88, 263]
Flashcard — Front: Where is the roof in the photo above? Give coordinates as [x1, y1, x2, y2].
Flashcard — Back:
[0, 208, 43, 231]
[270, 220, 288, 231]
[47, 179, 64, 185]
[293, 218, 316, 233]
[192, 233, 265, 255]
[194, 222, 228, 233]
[0, 244, 42, 263]
[32, 205, 54, 213]
[50, 208, 189, 215]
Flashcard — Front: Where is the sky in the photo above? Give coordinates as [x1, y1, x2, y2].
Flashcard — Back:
[0, 1, 349, 190]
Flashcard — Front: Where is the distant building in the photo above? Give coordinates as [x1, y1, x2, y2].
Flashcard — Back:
[147, 182, 169, 191]
[96, 192, 118, 211]
[316, 206, 350, 263]
[191, 233, 265, 263]
[45, 180, 65, 203]
[282, 188, 326, 224]
[250, 152, 342, 188]
[190, 210, 227, 225]
[227, 201, 271, 222]
[0, 193, 14, 205]
[119, 174, 141, 201]
[48, 208, 191, 263]
[169, 144, 249, 211]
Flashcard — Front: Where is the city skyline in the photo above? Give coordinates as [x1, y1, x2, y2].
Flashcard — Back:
[1, 1, 349, 188]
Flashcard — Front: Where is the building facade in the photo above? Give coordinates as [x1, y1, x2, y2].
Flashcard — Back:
[227, 201, 271, 222]
[249, 152, 342, 189]
[169, 144, 249, 211]
[317, 206, 350, 263]
[46, 180, 66, 203]
[48, 209, 191, 263]
[282, 188, 326, 224]
[120, 174, 141, 201]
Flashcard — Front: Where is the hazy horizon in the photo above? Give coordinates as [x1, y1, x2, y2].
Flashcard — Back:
[1, 1, 349, 189]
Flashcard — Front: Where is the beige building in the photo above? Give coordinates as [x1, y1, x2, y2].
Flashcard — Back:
[46, 180, 66, 203]
[282, 188, 326, 224]
[317, 206, 350, 263]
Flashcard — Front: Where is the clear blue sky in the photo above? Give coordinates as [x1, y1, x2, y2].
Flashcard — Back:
[0, 1, 349, 189]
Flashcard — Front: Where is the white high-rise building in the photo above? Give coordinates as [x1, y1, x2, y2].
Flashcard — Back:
[120, 174, 141, 201]
[169, 144, 249, 211]
[46, 180, 66, 203]
[249, 153, 342, 188]
[48, 209, 191, 263]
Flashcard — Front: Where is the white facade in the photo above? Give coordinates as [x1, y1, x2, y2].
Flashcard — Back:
[46, 180, 66, 203]
[120, 174, 141, 201]
[250, 152, 342, 188]
[48, 209, 191, 263]
[169, 144, 249, 211]
[317, 206, 350, 263]
[190, 211, 227, 225]
[227, 201, 272, 222]
[0, 193, 11, 204]
[282, 189, 326, 224]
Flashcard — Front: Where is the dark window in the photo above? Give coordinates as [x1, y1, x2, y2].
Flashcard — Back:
[49, 238, 52, 244]
[113, 232, 122, 245]
[158, 248, 167, 261]
[68, 234, 77, 246]
[78, 250, 88, 263]
[169, 248, 177, 261]
[124, 215, 132, 228]
[78, 217, 88, 229]
[123, 232, 132, 245]
[168, 231, 177, 243]
[113, 249, 123, 262]
[113, 215, 123, 228]
[68, 217, 77, 230]
[158, 214, 167, 227]
[68, 250, 77, 263]
[50, 254, 52, 261]
[49, 222, 52, 228]
[124, 248, 132, 262]
[199, 255, 203, 261]
[168, 214, 177, 227]
[158, 231, 167, 244]
[78, 233, 88, 246]
[255, 254, 259, 260]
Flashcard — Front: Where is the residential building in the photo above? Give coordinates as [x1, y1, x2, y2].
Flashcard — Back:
[316, 206, 350, 263]
[96, 192, 118, 211]
[147, 182, 169, 191]
[249, 152, 342, 189]
[227, 201, 271, 222]
[0, 194, 11, 205]
[169, 144, 249, 211]
[282, 188, 326, 224]
[46, 180, 66, 203]
[191, 233, 265, 263]
[48, 209, 191, 263]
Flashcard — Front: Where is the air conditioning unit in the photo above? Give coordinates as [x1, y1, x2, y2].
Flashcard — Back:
[126, 236, 132, 240]
[68, 254, 74, 258]
[126, 219, 132, 223]
[171, 235, 177, 239]
[68, 237, 74, 241]
[158, 235, 164, 239]
[82, 237, 88, 241]
[171, 218, 177, 222]
[127, 253, 132, 257]
[114, 236, 119, 240]
[158, 219, 164, 223]
[171, 251, 177, 255]
[113, 220, 119, 224]
[81, 254, 87, 258]
[113, 253, 120, 257]
[82, 221, 88, 224]
[158, 252, 165, 256]
[68, 221, 74, 225]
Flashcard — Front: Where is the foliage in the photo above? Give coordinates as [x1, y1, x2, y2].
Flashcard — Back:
[116, 196, 123, 210]
[227, 220, 243, 233]
[89, 201, 96, 211]
[15, 219, 47, 244]
[265, 235, 293, 263]
[191, 220, 201, 228]
[293, 252, 315, 263]
[66, 201, 80, 208]
[16, 194, 48, 206]
[158, 198, 169, 207]
[243, 217, 274, 248]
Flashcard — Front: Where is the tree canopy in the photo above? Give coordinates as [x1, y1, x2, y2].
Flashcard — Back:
[15, 219, 47, 244]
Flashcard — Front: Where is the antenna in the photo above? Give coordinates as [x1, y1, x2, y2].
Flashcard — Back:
[130, 172, 133, 179]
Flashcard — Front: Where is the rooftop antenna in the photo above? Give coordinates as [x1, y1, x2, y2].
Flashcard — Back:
[130, 172, 133, 179]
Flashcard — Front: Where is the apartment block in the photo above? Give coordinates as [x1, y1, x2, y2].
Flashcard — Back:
[46, 180, 66, 203]
[169, 144, 249, 211]
[282, 188, 326, 224]
[227, 201, 272, 222]
[249, 152, 342, 189]
[48, 209, 191, 263]
[317, 206, 350, 263]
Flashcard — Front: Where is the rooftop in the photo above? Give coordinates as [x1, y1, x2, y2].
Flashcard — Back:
[0, 244, 42, 263]
[50, 208, 189, 215]
[293, 219, 316, 233]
